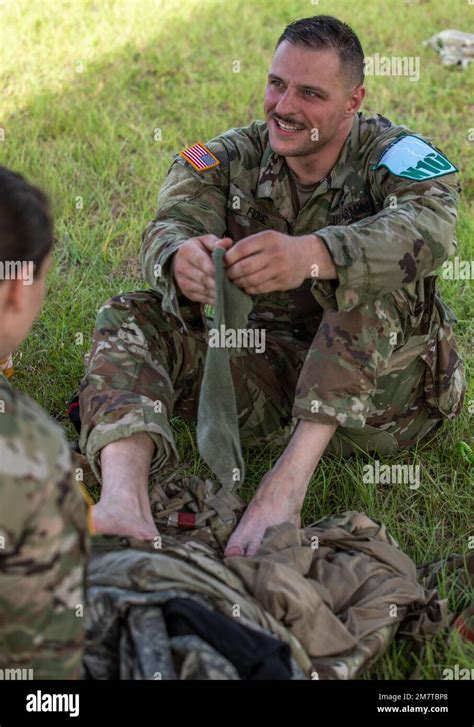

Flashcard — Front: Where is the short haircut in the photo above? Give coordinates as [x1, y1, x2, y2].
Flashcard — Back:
[275, 15, 365, 89]
[0, 166, 54, 278]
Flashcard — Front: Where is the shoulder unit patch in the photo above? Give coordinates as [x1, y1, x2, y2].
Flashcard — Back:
[371, 134, 458, 181]
[178, 142, 221, 172]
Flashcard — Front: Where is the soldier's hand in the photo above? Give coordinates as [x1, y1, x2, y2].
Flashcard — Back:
[223, 231, 307, 293]
[223, 230, 336, 293]
[172, 234, 233, 305]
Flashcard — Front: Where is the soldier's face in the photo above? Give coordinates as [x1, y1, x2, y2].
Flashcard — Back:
[264, 41, 357, 156]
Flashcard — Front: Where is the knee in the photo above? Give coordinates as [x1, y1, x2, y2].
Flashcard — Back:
[94, 290, 158, 333]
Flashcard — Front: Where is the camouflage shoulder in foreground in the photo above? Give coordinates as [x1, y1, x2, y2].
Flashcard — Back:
[0, 374, 89, 679]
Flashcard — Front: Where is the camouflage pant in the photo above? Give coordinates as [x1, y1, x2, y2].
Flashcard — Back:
[78, 290, 444, 483]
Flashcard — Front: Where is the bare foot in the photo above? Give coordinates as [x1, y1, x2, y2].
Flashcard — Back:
[223, 471, 304, 558]
[92, 498, 159, 540]
[92, 433, 159, 540]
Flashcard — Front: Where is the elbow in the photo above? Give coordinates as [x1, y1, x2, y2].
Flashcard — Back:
[413, 202, 459, 274]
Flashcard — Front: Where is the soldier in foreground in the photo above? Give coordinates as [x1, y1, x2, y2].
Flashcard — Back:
[0, 168, 89, 678]
[78, 15, 465, 556]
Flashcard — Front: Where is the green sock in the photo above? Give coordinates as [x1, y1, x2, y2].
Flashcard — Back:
[196, 246, 254, 490]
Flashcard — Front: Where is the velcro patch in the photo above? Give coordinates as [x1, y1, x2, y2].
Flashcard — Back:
[178, 142, 221, 172]
[371, 134, 458, 181]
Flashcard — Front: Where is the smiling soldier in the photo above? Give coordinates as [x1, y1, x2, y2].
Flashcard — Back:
[77, 15, 465, 556]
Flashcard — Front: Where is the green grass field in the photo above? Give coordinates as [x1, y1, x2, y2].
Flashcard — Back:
[1, 0, 473, 679]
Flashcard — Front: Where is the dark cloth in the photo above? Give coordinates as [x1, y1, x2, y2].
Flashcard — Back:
[162, 596, 293, 680]
[82, 535, 308, 680]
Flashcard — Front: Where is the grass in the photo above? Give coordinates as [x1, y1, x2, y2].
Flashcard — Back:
[1, 0, 473, 679]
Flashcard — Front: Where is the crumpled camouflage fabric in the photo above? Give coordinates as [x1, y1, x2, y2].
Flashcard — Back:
[82, 509, 450, 680]
[405, 552, 474, 679]
[149, 459, 246, 551]
[226, 511, 450, 679]
[83, 580, 303, 680]
[417, 552, 474, 645]
[84, 535, 310, 679]
[0, 373, 89, 679]
[78, 456, 452, 680]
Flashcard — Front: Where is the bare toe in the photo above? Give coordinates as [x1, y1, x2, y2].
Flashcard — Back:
[92, 502, 159, 541]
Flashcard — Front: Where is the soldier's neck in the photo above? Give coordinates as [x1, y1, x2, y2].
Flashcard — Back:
[284, 117, 353, 185]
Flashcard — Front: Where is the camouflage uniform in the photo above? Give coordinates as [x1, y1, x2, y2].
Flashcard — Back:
[79, 111, 465, 481]
[0, 373, 89, 679]
[83, 511, 449, 681]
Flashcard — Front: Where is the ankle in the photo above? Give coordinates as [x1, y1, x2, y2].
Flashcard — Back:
[95, 491, 143, 514]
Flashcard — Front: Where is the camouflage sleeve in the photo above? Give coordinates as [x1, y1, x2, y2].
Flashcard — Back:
[140, 138, 230, 330]
[0, 380, 89, 679]
[315, 163, 460, 313]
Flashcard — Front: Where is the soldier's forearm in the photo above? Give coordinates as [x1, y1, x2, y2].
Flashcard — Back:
[297, 233, 338, 281]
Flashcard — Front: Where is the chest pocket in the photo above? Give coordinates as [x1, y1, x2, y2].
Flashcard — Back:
[226, 186, 288, 241]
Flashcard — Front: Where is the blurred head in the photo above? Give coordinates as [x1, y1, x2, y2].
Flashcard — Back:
[0, 167, 54, 359]
[264, 15, 366, 158]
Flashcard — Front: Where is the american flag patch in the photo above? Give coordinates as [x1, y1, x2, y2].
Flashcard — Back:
[178, 142, 220, 172]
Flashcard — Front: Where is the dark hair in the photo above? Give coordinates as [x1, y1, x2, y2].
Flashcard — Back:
[275, 15, 365, 88]
[0, 166, 54, 277]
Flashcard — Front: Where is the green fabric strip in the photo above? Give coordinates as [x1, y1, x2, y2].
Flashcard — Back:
[196, 246, 254, 491]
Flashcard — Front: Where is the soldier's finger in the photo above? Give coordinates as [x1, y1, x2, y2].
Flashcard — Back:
[200, 236, 233, 253]
[242, 275, 279, 294]
[197, 234, 220, 246]
[232, 268, 276, 288]
[177, 278, 203, 297]
[182, 265, 216, 292]
[178, 267, 216, 295]
[224, 234, 265, 266]
[187, 246, 216, 278]
[184, 290, 216, 305]
[226, 253, 268, 281]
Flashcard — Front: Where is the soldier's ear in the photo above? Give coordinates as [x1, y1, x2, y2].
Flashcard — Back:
[1, 277, 28, 316]
[346, 84, 365, 115]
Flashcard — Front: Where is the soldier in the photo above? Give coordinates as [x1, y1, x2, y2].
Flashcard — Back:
[78, 15, 465, 556]
[0, 167, 89, 679]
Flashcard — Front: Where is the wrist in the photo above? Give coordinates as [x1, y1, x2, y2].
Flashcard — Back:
[170, 252, 183, 294]
[299, 234, 337, 281]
